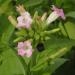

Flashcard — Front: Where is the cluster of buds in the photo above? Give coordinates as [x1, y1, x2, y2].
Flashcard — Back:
[8, 5, 66, 58]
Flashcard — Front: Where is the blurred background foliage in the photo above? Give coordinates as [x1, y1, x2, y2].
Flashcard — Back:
[0, 0, 75, 75]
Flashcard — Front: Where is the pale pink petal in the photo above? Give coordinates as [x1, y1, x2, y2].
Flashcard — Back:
[17, 16, 23, 22]
[24, 40, 31, 47]
[18, 49, 26, 56]
[52, 5, 66, 20]
[17, 40, 33, 57]
[25, 24, 31, 29]
[26, 50, 32, 57]
[17, 42, 24, 49]
[16, 11, 32, 29]
[52, 5, 58, 11]
[58, 9, 66, 20]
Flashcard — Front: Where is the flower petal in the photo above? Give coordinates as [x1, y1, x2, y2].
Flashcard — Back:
[18, 49, 26, 56]
[17, 42, 24, 49]
[26, 50, 32, 57]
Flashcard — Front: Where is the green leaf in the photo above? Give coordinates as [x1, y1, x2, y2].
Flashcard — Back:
[15, 29, 27, 37]
[49, 58, 67, 74]
[24, 0, 44, 7]
[31, 47, 68, 71]
[0, 0, 11, 15]
[35, 58, 67, 75]
[59, 22, 68, 37]
[0, 43, 27, 75]
[1, 25, 14, 42]
[0, 15, 15, 43]
[64, 22, 75, 40]
[55, 0, 63, 7]
[66, 11, 75, 18]
[31, 38, 75, 71]
[31, 62, 47, 71]
[13, 37, 24, 43]
[1, 23, 15, 43]
[45, 38, 75, 50]
[42, 73, 50, 75]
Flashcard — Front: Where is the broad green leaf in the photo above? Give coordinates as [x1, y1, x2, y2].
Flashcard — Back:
[64, 22, 75, 40]
[45, 38, 75, 50]
[0, 15, 15, 43]
[31, 62, 47, 71]
[59, 22, 68, 37]
[0, 43, 27, 75]
[66, 11, 75, 18]
[37, 38, 75, 64]
[31, 47, 69, 71]
[42, 73, 50, 75]
[31, 38, 75, 71]
[24, 0, 44, 7]
[31, 57, 67, 73]
[0, 0, 11, 15]
[55, 0, 63, 7]
[49, 58, 67, 74]
[36, 58, 67, 75]
[1, 24, 14, 43]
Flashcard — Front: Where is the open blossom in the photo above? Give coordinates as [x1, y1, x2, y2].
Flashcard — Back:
[16, 5, 32, 29]
[17, 40, 33, 57]
[46, 5, 66, 25]
[17, 12, 32, 29]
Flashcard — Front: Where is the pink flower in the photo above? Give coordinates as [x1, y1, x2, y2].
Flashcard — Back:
[17, 42, 24, 49]
[26, 50, 32, 57]
[17, 12, 32, 29]
[18, 49, 26, 56]
[17, 40, 33, 57]
[46, 5, 66, 25]
[52, 5, 66, 20]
